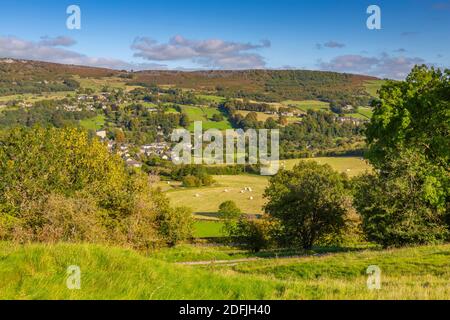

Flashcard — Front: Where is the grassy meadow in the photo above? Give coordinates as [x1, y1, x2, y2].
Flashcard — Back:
[364, 79, 387, 97]
[166, 174, 269, 216]
[165, 157, 371, 221]
[1, 242, 448, 300]
[79, 115, 106, 131]
[180, 105, 233, 131]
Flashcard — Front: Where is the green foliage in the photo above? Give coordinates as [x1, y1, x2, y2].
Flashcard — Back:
[211, 113, 224, 122]
[359, 66, 450, 246]
[366, 65, 449, 170]
[229, 217, 274, 252]
[157, 205, 193, 247]
[354, 151, 449, 247]
[0, 100, 97, 129]
[0, 126, 192, 248]
[264, 161, 350, 249]
[1, 242, 450, 299]
[218, 201, 242, 220]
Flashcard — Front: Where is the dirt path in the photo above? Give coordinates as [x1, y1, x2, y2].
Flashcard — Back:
[176, 253, 331, 266]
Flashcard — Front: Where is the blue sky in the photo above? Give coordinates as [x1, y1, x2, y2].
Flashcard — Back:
[0, 0, 448, 78]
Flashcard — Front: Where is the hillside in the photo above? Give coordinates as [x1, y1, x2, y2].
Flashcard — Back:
[0, 59, 119, 96]
[132, 69, 378, 102]
[0, 242, 449, 299]
[0, 59, 379, 104]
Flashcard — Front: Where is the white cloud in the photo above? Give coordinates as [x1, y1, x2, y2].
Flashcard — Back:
[39, 36, 77, 47]
[318, 53, 431, 79]
[316, 41, 345, 49]
[131, 35, 270, 69]
[0, 35, 167, 70]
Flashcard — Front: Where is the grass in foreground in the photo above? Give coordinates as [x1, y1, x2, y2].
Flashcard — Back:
[0, 243, 449, 299]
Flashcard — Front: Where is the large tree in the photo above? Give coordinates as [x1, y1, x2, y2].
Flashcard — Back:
[366, 65, 449, 171]
[356, 66, 450, 246]
[264, 161, 350, 249]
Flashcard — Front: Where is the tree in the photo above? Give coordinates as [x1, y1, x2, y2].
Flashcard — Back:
[354, 150, 449, 247]
[366, 65, 449, 171]
[229, 217, 273, 252]
[211, 113, 224, 122]
[0, 126, 193, 248]
[264, 161, 350, 249]
[180, 112, 190, 128]
[358, 66, 450, 245]
[218, 200, 241, 220]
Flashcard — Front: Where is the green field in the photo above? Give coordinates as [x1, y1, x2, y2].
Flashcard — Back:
[236, 110, 278, 122]
[1, 242, 448, 299]
[197, 94, 227, 103]
[281, 100, 330, 112]
[79, 115, 106, 131]
[166, 174, 269, 216]
[194, 221, 225, 238]
[165, 157, 371, 220]
[364, 80, 386, 97]
[283, 157, 371, 177]
[180, 105, 233, 131]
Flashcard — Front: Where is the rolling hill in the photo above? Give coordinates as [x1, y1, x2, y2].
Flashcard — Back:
[0, 59, 379, 104]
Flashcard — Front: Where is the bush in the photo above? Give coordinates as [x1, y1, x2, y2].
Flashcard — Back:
[229, 217, 274, 252]
[354, 151, 449, 247]
[0, 126, 193, 249]
[182, 175, 201, 187]
[218, 201, 241, 220]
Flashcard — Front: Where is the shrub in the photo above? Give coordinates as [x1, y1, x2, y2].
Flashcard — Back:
[0, 126, 193, 248]
[218, 201, 242, 220]
[354, 151, 449, 247]
[229, 217, 274, 252]
[182, 175, 200, 187]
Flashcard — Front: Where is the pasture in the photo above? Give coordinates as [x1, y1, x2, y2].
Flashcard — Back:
[282, 157, 371, 177]
[281, 100, 330, 112]
[79, 115, 106, 131]
[193, 221, 225, 238]
[180, 105, 233, 131]
[164, 157, 372, 219]
[0, 91, 74, 104]
[166, 174, 269, 216]
[364, 79, 386, 97]
[236, 110, 278, 122]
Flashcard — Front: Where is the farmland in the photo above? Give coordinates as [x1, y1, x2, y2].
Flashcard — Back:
[79, 115, 106, 131]
[364, 79, 387, 97]
[282, 99, 330, 112]
[179, 105, 233, 131]
[165, 157, 371, 221]
[166, 174, 269, 216]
